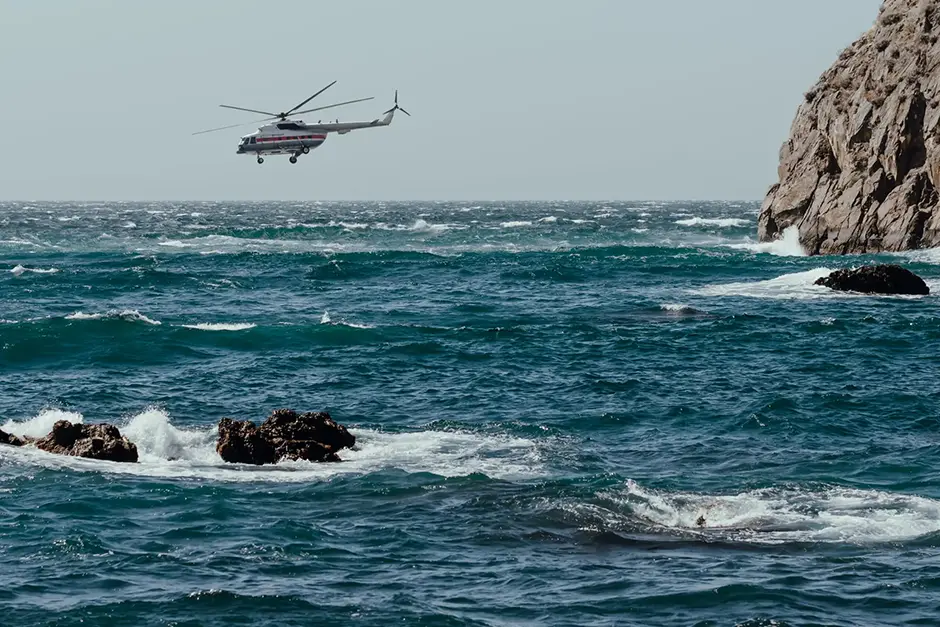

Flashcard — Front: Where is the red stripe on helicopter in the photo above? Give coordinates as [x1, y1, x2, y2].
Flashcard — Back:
[257, 135, 327, 142]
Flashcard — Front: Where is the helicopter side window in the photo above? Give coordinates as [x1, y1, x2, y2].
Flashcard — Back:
[250, 137, 256, 144]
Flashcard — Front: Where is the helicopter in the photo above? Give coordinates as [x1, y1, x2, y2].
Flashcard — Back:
[193, 81, 409, 164]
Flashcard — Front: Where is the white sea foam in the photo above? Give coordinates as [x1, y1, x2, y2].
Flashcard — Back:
[320, 311, 374, 329]
[659, 303, 699, 313]
[895, 247, 940, 266]
[500, 221, 533, 228]
[409, 219, 449, 233]
[0, 408, 544, 483]
[10, 264, 59, 276]
[538, 216, 559, 223]
[66, 309, 162, 325]
[694, 266, 933, 300]
[181, 322, 257, 332]
[675, 217, 751, 228]
[691, 268, 834, 300]
[601, 480, 940, 544]
[728, 225, 806, 257]
[2, 409, 85, 439]
[0, 238, 39, 247]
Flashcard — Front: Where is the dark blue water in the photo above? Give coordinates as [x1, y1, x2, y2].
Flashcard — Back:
[2, 201, 940, 626]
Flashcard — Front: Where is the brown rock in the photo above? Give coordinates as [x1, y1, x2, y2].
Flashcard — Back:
[216, 418, 275, 465]
[216, 409, 355, 465]
[35, 420, 138, 463]
[759, 0, 940, 254]
[0, 428, 25, 447]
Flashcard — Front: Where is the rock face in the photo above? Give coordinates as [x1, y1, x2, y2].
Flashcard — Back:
[759, 0, 940, 255]
[35, 421, 139, 463]
[217, 409, 356, 465]
[0, 429, 25, 447]
[815, 264, 931, 294]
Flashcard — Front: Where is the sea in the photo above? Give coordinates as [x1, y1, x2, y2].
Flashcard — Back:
[1, 200, 939, 627]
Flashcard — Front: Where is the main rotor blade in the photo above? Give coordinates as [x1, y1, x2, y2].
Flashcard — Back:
[219, 104, 278, 116]
[291, 96, 375, 117]
[192, 117, 273, 136]
[286, 80, 337, 115]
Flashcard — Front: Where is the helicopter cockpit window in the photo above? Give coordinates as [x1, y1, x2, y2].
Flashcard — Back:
[250, 137, 256, 144]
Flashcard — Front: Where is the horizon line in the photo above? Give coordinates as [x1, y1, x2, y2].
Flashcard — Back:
[0, 198, 764, 204]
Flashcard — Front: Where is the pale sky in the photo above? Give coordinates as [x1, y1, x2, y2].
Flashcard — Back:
[0, 0, 882, 201]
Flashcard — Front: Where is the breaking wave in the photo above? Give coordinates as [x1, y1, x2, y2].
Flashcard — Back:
[691, 268, 834, 299]
[65, 309, 162, 325]
[319, 311, 374, 329]
[10, 264, 59, 276]
[571, 480, 940, 545]
[675, 217, 751, 228]
[728, 225, 806, 257]
[181, 322, 257, 332]
[0, 408, 544, 483]
[2, 409, 84, 439]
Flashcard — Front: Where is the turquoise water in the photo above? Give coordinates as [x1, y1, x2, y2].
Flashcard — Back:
[2, 201, 940, 626]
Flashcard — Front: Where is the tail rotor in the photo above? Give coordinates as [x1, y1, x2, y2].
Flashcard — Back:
[383, 90, 411, 117]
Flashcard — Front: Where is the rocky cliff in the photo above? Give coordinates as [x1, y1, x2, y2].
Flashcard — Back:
[758, 0, 940, 254]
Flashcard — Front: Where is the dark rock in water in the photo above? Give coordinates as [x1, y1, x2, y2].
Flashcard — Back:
[35, 421, 138, 463]
[815, 264, 930, 295]
[0, 428, 26, 447]
[216, 418, 276, 465]
[758, 0, 940, 255]
[217, 409, 355, 465]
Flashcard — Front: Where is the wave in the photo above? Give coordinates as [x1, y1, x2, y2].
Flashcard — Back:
[691, 268, 834, 299]
[659, 303, 704, 315]
[0, 408, 544, 483]
[181, 322, 257, 332]
[693, 266, 934, 300]
[500, 221, 533, 228]
[2, 408, 84, 439]
[10, 264, 59, 276]
[319, 310, 374, 329]
[727, 226, 806, 257]
[592, 480, 940, 544]
[675, 217, 751, 228]
[65, 309, 162, 325]
[408, 219, 449, 233]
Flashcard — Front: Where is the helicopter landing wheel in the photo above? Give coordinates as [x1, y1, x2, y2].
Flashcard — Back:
[301, 146, 310, 155]
[289, 155, 298, 164]
[257, 157, 264, 164]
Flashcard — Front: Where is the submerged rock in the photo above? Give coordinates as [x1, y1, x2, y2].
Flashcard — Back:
[815, 264, 930, 294]
[759, 0, 940, 255]
[217, 409, 355, 465]
[35, 421, 138, 463]
[0, 428, 25, 447]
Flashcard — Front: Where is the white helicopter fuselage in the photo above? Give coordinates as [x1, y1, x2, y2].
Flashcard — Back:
[236, 122, 328, 156]
[236, 110, 396, 163]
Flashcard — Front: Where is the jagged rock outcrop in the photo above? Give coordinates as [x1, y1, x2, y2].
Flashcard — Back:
[217, 409, 355, 465]
[815, 264, 930, 293]
[759, 0, 940, 254]
[35, 421, 139, 463]
[0, 429, 25, 447]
